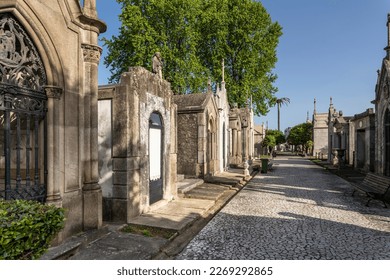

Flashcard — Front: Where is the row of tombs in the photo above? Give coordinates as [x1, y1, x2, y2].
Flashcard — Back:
[311, 13, 390, 177]
[0, 1, 254, 242]
[97, 67, 255, 223]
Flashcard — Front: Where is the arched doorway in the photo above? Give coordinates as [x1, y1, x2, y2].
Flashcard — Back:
[149, 112, 163, 204]
[0, 13, 47, 202]
[385, 109, 390, 176]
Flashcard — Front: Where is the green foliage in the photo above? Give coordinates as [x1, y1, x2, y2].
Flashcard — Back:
[0, 200, 65, 260]
[262, 134, 276, 151]
[103, 0, 282, 115]
[287, 122, 313, 151]
[265, 129, 286, 145]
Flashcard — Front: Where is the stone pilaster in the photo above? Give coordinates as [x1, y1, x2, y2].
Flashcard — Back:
[44, 86, 63, 207]
[82, 43, 103, 230]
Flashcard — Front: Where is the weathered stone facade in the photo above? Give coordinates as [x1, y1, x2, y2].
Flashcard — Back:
[374, 13, 390, 176]
[98, 67, 177, 222]
[312, 99, 329, 159]
[327, 99, 351, 166]
[216, 81, 230, 172]
[228, 104, 255, 166]
[0, 0, 106, 241]
[240, 107, 255, 161]
[174, 92, 219, 178]
[254, 124, 266, 157]
[348, 109, 375, 172]
[229, 105, 243, 166]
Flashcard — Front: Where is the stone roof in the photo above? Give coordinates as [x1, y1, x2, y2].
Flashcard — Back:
[173, 93, 210, 111]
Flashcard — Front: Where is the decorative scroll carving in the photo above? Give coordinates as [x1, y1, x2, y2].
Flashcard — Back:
[0, 13, 47, 92]
[45, 86, 63, 100]
[81, 43, 102, 64]
[0, 84, 47, 113]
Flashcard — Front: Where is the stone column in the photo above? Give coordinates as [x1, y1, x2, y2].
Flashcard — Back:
[198, 113, 206, 176]
[231, 128, 237, 164]
[82, 43, 103, 230]
[44, 86, 63, 207]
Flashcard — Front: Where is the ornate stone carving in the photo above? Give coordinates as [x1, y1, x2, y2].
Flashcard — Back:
[81, 43, 102, 64]
[0, 13, 47, 92]
[0, 83, 46, 113]
[45, 86, 63, 100]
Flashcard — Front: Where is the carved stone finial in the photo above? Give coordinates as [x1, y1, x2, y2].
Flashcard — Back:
[386, 14, 390, 58]
[152, 52, 163, 79]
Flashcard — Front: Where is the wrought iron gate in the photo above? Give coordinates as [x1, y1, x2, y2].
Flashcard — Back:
[0, 13, 47, 202]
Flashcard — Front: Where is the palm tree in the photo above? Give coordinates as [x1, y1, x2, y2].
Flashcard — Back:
[276, 97, 290, 131]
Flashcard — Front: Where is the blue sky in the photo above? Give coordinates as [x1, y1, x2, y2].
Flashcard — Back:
[96, 0, 390, 131]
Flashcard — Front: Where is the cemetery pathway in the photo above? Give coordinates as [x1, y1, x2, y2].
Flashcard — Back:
[176, 156, 390, 259]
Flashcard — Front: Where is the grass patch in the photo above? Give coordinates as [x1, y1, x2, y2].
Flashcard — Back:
[121, 224, 177, 239]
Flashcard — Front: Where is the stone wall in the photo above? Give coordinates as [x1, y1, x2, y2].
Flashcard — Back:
[176, 113, 199, 176]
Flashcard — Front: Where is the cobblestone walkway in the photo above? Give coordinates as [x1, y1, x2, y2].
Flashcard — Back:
[176, 156, 390, 260]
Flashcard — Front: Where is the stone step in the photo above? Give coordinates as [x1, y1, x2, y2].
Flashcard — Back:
[176, 174, 185, 182]
[177, 178, 204, 195]
[41, 225, 111, 260]
[182, 184, 229, 201]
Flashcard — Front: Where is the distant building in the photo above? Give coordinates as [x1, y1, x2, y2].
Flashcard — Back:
[327, 98, 352, 164]
[312, 99, 328, 159]
[254, 123, 266, 157]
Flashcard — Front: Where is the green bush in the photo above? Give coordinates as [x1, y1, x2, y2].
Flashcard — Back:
[0, 200, 65, 260]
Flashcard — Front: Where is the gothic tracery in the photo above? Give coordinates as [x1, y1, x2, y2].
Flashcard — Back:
[0, 13, 46, 91]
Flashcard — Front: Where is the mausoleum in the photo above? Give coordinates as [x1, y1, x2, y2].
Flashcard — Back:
[0, 0, 106, 241]
[98, 67, 177, 222]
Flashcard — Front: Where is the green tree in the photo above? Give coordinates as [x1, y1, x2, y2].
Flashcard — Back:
[103, 0, 282, 114]
[266, 129, 285, 145]
[103, 0, 207, 93]
[197, 0, 282, 115]
[287, 122, 313, 153]
[262, 134, 276, 154]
